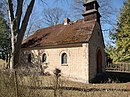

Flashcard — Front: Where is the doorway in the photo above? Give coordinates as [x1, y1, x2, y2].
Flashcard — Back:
[97, 49, 102, 73]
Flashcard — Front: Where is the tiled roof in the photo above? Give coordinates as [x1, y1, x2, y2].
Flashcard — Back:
[22, 19, 96, 48]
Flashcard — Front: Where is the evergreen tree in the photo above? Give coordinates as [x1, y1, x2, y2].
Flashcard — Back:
[111, 0, 130, 62]
[0, 3, 10, 61]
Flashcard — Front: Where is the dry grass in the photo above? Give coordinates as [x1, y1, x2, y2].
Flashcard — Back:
[0, 69, 130, 97]
[0, 59, 4, 65]
[18, 74, 130, 97]
[0, 59, 5, 69]
[61, 79, 128, 89]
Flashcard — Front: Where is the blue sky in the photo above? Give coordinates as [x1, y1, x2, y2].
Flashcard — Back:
[112, 0, 124, 9]
[103, 0, 125, 44]
[111, 0, 125, 20]
[33, 0, 126, 44]
[35, 0, 126, 24]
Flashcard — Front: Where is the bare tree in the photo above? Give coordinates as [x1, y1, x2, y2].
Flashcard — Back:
[5, 0, 66, 70]
[7, 0, 35, 70]
[42, 7, 66, 26]
[70, 0, 117, 29]
[70, 0, 84, 19]
[6, 0, 65, 70]
[25, 10, 44, 38]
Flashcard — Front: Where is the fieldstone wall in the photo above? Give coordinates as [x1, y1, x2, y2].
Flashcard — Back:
[89, 22, 106, 81]
[19, 23, 106, 83]
[20, 44, 89, 83]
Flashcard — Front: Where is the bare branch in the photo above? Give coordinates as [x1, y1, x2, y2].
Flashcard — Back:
[7, 0, 14, 22]
[70, 0, 117, 29]
[17, 0, 35, 46]
[42, 7, 65, 26]
[15, 0, 24, 32]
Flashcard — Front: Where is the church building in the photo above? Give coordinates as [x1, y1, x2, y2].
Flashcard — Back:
[20, 0, 106, 83]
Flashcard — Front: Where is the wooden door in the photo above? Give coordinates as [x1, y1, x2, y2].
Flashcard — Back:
[97, 49, 102, 73]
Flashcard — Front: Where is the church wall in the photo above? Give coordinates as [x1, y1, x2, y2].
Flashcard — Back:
[88, 22, 106, 81]
[20, 44, 89, 83]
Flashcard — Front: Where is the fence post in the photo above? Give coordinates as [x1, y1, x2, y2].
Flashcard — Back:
[14, 71, 19, 97]
[53, 68, 61, 97]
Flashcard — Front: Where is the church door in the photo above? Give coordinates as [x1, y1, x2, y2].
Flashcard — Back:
[97, 49, 102, 73]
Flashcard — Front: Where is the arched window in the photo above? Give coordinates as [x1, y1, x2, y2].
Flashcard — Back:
[61, 53, 67, 64]
[28, 54, 32, 63]
[42, 53, 47, 62]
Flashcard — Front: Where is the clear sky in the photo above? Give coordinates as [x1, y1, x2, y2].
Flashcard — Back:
[112, 0, 125, 9]
[111, 0, 125, 19]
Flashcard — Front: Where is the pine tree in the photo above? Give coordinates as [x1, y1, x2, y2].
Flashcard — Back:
[0, 3, 10, 61]
[112, 0, 130, 62]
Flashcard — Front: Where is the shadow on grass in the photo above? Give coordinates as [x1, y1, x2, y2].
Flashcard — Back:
[91, 71, 130, 83]
[29, 86, 130, 92]
[19, 71, 130, 93]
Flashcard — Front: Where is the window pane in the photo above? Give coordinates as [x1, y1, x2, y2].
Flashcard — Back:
[28, 54, 31, 63]
[62, 53, 67, 64]
[42, 54, 47, 62]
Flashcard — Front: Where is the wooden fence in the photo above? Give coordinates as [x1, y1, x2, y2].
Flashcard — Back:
[106, 62, 130, 72]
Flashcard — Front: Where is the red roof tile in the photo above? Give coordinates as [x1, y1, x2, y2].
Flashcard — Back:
[22, 19, 96, 48]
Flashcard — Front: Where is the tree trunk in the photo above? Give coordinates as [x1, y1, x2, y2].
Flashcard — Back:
[8, 12, 15, 70]
[7, 0, 35, 69]
[7, 0, 15, 70]
[13, 46, 21, 68]
[9, 33, 15, 70]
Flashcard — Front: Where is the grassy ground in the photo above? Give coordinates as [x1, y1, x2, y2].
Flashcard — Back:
[0, 59, 5, 69]
[0, 59, 4, 65]
[24, 77, 130, 97]
[0, 66, 130, 97]
[0, 70, 130, 97]
[18, 77, 129, 97]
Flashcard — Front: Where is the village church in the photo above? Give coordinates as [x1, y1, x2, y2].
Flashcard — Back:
[20, 0, 106, 83]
